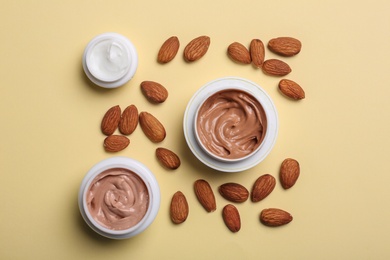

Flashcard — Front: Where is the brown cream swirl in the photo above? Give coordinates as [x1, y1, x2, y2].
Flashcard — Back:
[196, 89, 267, 160]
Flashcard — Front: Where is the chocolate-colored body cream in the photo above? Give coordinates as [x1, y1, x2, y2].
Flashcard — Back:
[196, 89, 267, 160]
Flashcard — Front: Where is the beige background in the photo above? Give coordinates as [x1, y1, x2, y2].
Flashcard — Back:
[1, 0, 390, 259]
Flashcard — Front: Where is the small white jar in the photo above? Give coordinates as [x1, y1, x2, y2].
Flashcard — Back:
[82, 32, 138, 88]
[78, 157, 160, 239]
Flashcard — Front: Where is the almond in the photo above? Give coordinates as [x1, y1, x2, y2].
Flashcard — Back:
[260, 208, 293, 227]
[262, 59, 292, 76]
[101, 105, 121, 136]
[156, 147, 181, 170]
[183, 36, 210, 62]
[278, 79, 305, 100]
[157, 36, 180, 63]
[118, 104, 138, 135]
[227, 42, 251, 64]
[103, 135, 130, 152]
[218, 183, 249, 203]
[194, 179, 216, 212]
[139, 111, 166, 143]
[141, 81, 168, 103]
[280, 158, 300, 189]
[268, 37, 302, 57]
[251, 174, 276, 202]
[250, 39, 265, 68]
[222, 204, 241, 233]
[170, 191, 189, 224]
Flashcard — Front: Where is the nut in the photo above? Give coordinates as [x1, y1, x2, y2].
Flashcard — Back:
[139, 111, 166, 143]
[183, 36, 210, 62]
[222, 204, 241, 233]
[250, 39, 265, 68]
[118, 104, 138, 135]
[278, 79, 305, 100]
[157, 36, 180, 63]
[251, 174, 276, 202]
[194, 179, 216, 212]
[227, 42, 251, 64]
[218, 183, 249, 203]
[268, 37, 301, 57]
[103, 135, 130, 152]
[156, 147, 181, 170]
[141, 81, 168, 103]
[170, 191, 189, 224]
[280, 158, 300, 189]
[262, 59, 292, 76]
[101, 105, 121, 136]
[260, 208, 293, 227]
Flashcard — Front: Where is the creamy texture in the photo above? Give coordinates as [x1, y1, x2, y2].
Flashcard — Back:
[86, 168, 149, 230]
[196, 89, 267, 159]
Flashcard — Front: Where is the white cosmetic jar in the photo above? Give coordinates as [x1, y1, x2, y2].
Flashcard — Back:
[78, 157, 160, 239]
[82, 32, 138, 88]
[183, 77, 278, 172]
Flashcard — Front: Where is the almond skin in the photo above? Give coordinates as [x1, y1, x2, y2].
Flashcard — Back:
[278, 79, 305, 100]
[141, 81, 168, 103]
[250, 39, 265, 68]
[260, 208, 293, 227]
[219, 183, 249, 203]
[262, 59, 292, 76]
[103, 135, 130, 152]
[194, 179, 216, 212]
[101, 105, 121, 136]
[227, 42, 251, 64]
[170, 191, 189, 224]
[183, 36, 210, 62]
[268, 37, 302, 57]
[156, 147, 181, 170]
[139, 111, 166, 143]
[119, 104, 138, 135]
[280, 158, 300, 189]
[251, 174, 276, 202]
[222, 204, 241, 233]
[158, 36, 180, 63]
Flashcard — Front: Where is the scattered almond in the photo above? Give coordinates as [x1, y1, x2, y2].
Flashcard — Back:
[280, 158, 300, 189]
[170, 191, 189, 224]
[194, 179, 216, 212]
[157, 36, 180, 63]
[222, 204, 241, 233]
[260, 208, 293, 227]
[101, 105, 121, 136]
[103, 135, 130, 152]
[251, 174, 276, 202]
[156, 147, 181, 170]
[250, 39, 265, 68]
[139, 111, 166, 143]
[118, 104, 138, 135]
[278, 79, 305, 100]
[141, 81, 168, 103]
[227, 42, 251, 64]
[262, 59, 292, 76]
[219, 183, 249, 203]
[183, 36, 210, 62]
[268, 37, 302, 56]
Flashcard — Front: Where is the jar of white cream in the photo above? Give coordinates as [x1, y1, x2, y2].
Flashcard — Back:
[82, 33, 138, 88]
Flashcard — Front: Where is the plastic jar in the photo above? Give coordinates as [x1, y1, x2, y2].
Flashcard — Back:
[82, 32, 138, 88]
[78, 157, 160, 239]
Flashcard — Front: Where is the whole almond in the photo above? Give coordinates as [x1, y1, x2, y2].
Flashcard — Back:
[157, 36, 180, 63]
[278, 79, 305, 100]
[156, 147, 181, 170]
[141, 81, 168, 103]
[119, 104, 138, 135]
[219, 183, 249, 203]
[260, 208, 293, 227]
[222, 204, 241, 233]
[194, 179, 216, 212]
[262, 59, 292, 76]
[268, 37, 302, 56]
[103, 135, 130, 152]
[139, 111, 166, 143]
[101, 105, 121, 136]
[170, 191, 189, 224]
[251, 174, 276, 202]
[227, 42, 251, 64]
[183, 36, 210, 62]
[280, 158, 300, 189]
[250, 39, 265, 68]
